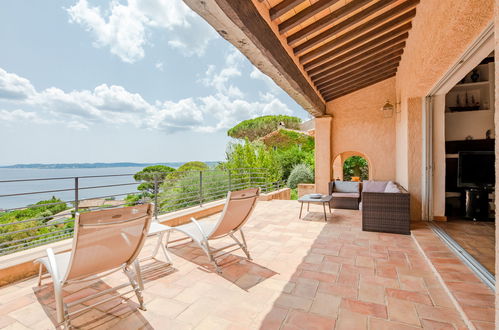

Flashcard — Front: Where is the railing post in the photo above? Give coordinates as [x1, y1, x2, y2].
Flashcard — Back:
[228, 169, 232, 192]
[154, 173, 159, 220]
[74, 177, 79, 213]
[199, 171, 203, 207]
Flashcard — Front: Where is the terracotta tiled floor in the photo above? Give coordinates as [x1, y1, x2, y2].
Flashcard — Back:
[412, 224, 495, 329]
[0, 201, 473, 329]
[435, 220, 495, 274]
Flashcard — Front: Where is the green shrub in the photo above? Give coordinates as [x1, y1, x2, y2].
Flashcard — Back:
[287, 164, 314, 189]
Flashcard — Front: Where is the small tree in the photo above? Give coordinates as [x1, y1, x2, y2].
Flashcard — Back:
[227, 115, 301, 141]
[343, 156, 369, 181]
[134, 165, 176, 197]
[224, 140, 282, 183]
[287, 164, 314, 189]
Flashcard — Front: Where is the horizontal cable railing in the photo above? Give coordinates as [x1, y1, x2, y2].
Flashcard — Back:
[0, 168, 285, 256]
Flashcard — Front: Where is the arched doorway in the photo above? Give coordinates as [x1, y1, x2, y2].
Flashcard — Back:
[332, 151, 371, 181]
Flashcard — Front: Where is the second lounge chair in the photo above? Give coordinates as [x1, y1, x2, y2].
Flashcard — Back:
[166, 187, 259, 273]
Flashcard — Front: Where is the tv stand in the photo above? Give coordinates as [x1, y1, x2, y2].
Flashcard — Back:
[465, 188, 492, 221]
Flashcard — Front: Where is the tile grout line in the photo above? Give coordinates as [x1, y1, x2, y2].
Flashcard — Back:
[410, 231, 474, 330]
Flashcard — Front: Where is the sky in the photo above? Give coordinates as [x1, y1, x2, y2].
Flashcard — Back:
[0, 0, 310, 165]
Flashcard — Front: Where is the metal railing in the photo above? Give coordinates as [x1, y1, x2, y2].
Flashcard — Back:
[0, 168, 284, 256]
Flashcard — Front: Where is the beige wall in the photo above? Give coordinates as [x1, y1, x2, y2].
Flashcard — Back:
[327, 78, 397, 182]
[394, 0, 494, 219]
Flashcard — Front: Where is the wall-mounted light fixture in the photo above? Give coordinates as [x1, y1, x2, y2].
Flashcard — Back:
[381, 100, 394, 118]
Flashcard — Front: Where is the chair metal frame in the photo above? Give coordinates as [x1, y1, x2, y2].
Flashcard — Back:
[35, 204, 153, 329]
[166, 188, 259, 273]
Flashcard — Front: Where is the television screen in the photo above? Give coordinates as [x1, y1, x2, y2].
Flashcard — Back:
[458, 151, 495, 188]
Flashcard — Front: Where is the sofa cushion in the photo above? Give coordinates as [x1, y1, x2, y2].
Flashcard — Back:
[332, 192, 360, 198]
[362, 181, 389, 192]
[333, 181, 359, 193]
[384, 181, 401, 193]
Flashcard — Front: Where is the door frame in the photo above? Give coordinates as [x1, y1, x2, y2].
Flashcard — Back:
[422, 22, 495, 221]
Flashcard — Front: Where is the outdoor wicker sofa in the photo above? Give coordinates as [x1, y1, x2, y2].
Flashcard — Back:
[361, 181, 410, 235]
[328, 181, 360, 210]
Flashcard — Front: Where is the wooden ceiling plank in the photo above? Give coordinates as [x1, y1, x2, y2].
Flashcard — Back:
[324, 67, 397, 93]
[286, 0, 373, 43]
[278, 0, 341, 33]
[270, 0, 308, 21]
[304, 23, 410, 71]
[293, 0, 400, 55]
[318, 61, 399, 93]
[212, 0, 325, 115]
[323, 71, 396, 99]
[324, 73, 396, 100]
[307, 32, 407, 77]
[314, 47, 404, 85]
[299, 8, 416, 64]
[316, 57, 400, 90]
[315, 56, 401, 92]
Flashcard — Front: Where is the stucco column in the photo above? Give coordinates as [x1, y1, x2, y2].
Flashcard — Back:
[407, 97, 423, 221]
[314, 116, 333, 194]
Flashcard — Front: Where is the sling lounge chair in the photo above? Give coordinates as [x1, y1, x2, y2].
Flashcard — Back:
[34, 204, 153, 328]
[166, 187, 259, 273]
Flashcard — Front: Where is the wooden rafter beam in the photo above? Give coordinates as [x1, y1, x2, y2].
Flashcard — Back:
[185, 0, 326, 116]
[316, 56, 401, 92]
[304, 23, 410, 72]
[286, 0, 373, 44]
[307, 32, 408, 77]
[278, 0, 341, 34]
[215, 0, 325, 114]
[323, 72, 396, 100]
[324, 68, 397, 97]
[270, 0, 307, 21]
[318, 61, 400, 94]
[299, 8, 416, 63]
[312, 44, 404, 84]
[293, 0, 401, 55]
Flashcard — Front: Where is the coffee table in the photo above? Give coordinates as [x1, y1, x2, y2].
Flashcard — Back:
[298, 194, 333, 221]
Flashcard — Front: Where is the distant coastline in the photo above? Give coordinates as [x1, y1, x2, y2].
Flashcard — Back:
[0, 161, 220, 169]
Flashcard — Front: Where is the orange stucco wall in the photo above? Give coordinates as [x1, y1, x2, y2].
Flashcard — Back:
[326, 78, 397, 182]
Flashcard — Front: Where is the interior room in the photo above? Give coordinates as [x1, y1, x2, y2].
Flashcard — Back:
[435, 53, 496, 276]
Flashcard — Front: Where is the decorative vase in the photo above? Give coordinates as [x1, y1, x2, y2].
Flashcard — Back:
[470, 69, 479, 82]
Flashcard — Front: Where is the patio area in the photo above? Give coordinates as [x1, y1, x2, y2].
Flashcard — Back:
[0, 200, 479, 329]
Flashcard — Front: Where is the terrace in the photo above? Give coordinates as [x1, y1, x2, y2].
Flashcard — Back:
[0, 200, 492, 329]
[0, 0, 497, 328]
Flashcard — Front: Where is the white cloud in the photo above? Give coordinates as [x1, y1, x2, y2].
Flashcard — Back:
[67, 0, 217, 63]
[0, 67, 293, 134]
[155, 62, 164, 71]
[0, 68, 36, 100]
[250, 67, 281, 94]
[200, 49, 245, 98]
[67, 0, 147, 63]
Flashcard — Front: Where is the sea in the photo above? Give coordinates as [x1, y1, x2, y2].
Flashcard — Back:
[0, 167, 150, 210]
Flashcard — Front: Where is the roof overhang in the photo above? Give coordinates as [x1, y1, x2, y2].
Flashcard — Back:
[184, 0, 419, 117]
